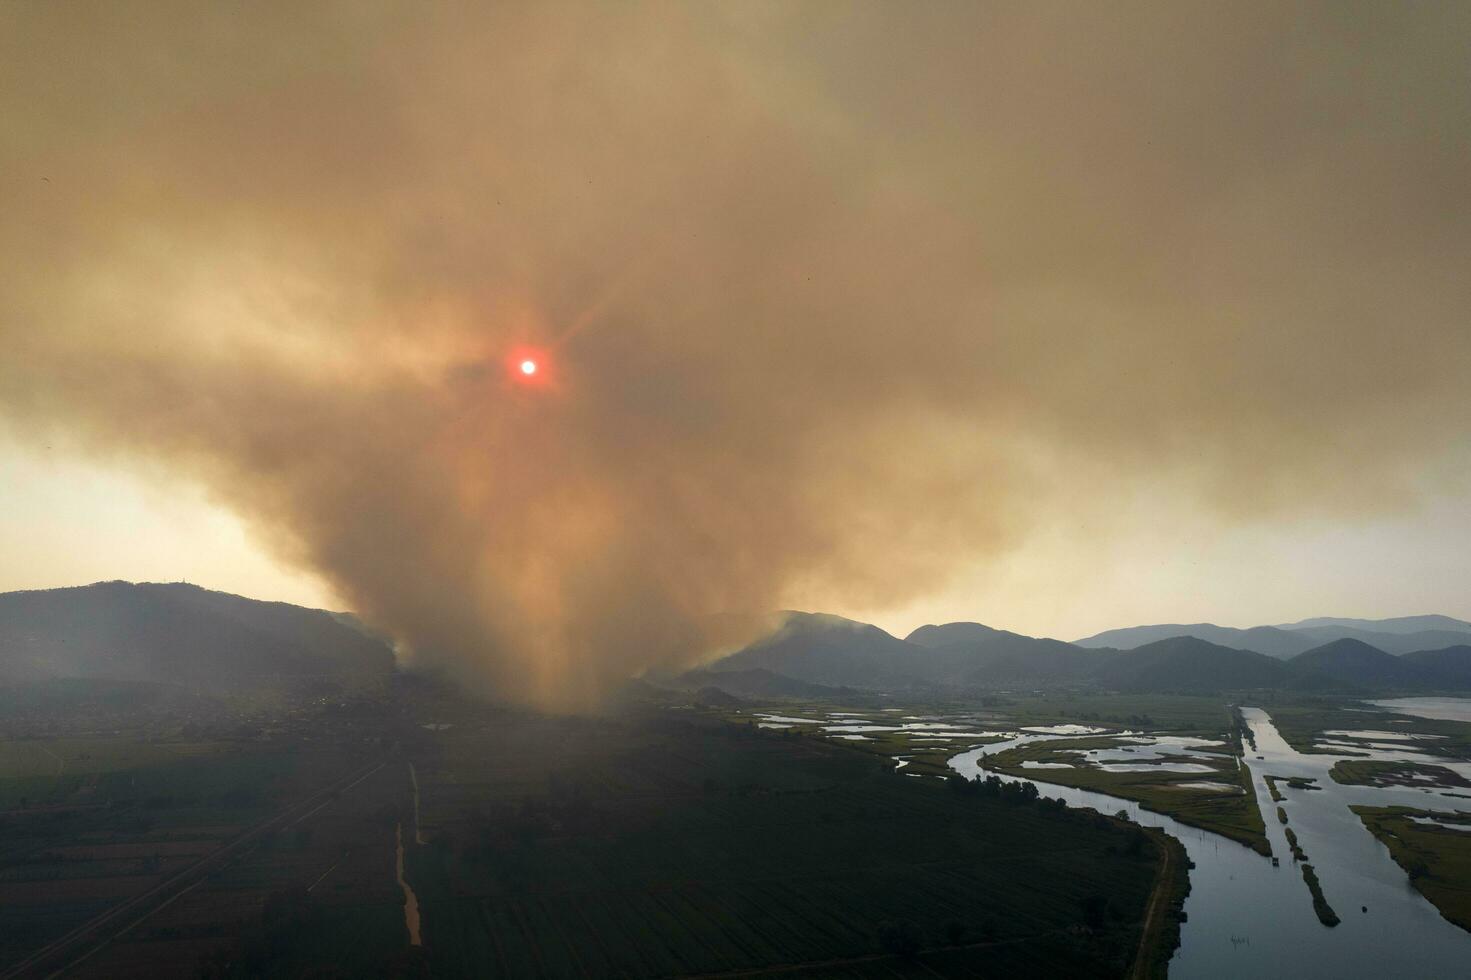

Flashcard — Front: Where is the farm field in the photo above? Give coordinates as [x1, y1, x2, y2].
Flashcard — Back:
[404, 698, 1171, 978]
[0, 729, 408, 979]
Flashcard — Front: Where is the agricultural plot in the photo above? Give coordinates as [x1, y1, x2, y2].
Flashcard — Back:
[0, 733, 391, 977]
[67, 762, 417, 980]
[405, 704, 1167, 978]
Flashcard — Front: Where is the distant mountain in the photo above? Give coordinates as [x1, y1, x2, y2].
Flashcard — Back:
[964, 645, 1120, 690]
[1093, 636, 1291, 693]
[692, 686, 744, 707]
[1277, 615, 1471, 636]
[901, 623, 1106, 689]
[705, 612, 938, 690]
[707, 614, 1114, 693]
[1073, 623, 1313, 659]
[696, 610, 1471, 699]
[1399, 646, 1471, 690]
[1284, 626, 1471, 656]
[0, 581, 395, 694]
[906, 622, 1009, 648]
[1287, 638, 1429, 691]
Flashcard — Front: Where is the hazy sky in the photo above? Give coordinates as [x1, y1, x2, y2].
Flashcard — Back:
[2, 3, 1468, 704]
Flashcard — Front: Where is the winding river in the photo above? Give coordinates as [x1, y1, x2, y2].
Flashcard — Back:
[948, 706, 1471, 977]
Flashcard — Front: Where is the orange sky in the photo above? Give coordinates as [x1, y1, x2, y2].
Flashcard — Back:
[2, 3, 1468, 703]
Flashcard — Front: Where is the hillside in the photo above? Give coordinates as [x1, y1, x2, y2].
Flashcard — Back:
[1093, 636, 1291, 693]
[1284, 626, 1471, 656]
[1397, 646, 1471, 691]
[695, 611, 1471, 698]
[963, 645, 1119, 689]
[0, 581, 395, 694]
[668, 667, 858, 701]
[704, 612, 938, 690]
[1288, 638, 1431, 690]
[1277, 615, 1471, 636]
[907, 623, 1095, 681]
[1073, 623, 1313, 658]
[906, 622, 1011, 648]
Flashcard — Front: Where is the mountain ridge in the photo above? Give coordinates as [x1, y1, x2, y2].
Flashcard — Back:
[0, 580, 395, 694]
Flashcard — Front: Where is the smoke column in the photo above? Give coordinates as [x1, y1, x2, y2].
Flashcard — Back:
[2, 4, 1468, 706]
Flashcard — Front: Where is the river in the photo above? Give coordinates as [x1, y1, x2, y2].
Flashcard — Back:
[395, 821, 422, 946]
[948, 706, 1471, 977]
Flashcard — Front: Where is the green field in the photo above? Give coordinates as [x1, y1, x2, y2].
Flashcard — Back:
[1352, 806, 1471, 934]
[985, 694, 1238, 737]
[404, 701, 1175, 978]
[1252, 697, 1471, 759]
[1330, 760, 1470, 790]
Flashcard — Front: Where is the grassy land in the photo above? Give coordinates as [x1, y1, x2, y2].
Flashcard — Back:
[1300, 864, 1340, 927]
[1352, 805, 1471, 934]
[982, 737, 1271, 856]
[1253, 697, 1471, 759]
[721, 694, 1237, 737]
[717, 708, 1006, 780]
[1283, 826, 1306, 862]
[822, 729, 1008, 779]
[406, 700, 1171, 979]
[988, 694, 1237, 737]
[1129, 829, 1191, 980]
[1330, 760, 1471, 790]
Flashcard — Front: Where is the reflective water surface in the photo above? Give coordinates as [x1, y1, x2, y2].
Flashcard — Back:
[1371, 697, 1471, 724]
[948, 707, 1471, 978]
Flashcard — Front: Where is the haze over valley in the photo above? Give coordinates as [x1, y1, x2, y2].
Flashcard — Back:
[4, 2, 1471, 977]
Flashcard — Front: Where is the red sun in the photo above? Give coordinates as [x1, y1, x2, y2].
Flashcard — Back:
[507, 347, 551, 386]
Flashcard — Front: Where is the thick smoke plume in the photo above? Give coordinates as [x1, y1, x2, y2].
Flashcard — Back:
[2, 4, 1468, 707]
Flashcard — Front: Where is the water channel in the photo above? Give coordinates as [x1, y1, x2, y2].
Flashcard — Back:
[947, 705, 1471, 977]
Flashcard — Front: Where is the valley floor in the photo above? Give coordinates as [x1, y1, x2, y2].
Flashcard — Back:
[403, 695, 1169, 979]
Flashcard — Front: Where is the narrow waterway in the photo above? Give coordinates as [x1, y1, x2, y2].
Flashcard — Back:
[395, 821, 422, 946]
[948, 707, 1471, 977]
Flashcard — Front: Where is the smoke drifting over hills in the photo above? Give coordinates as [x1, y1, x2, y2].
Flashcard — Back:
[2, 4, 1468, 707]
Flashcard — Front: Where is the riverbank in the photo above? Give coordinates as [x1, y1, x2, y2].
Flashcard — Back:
[951, 705, 1471, 977]
[983, 735, 1271, 855]
[1352, 805, 1471, 933]
[1129, 829, 1191, 980]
